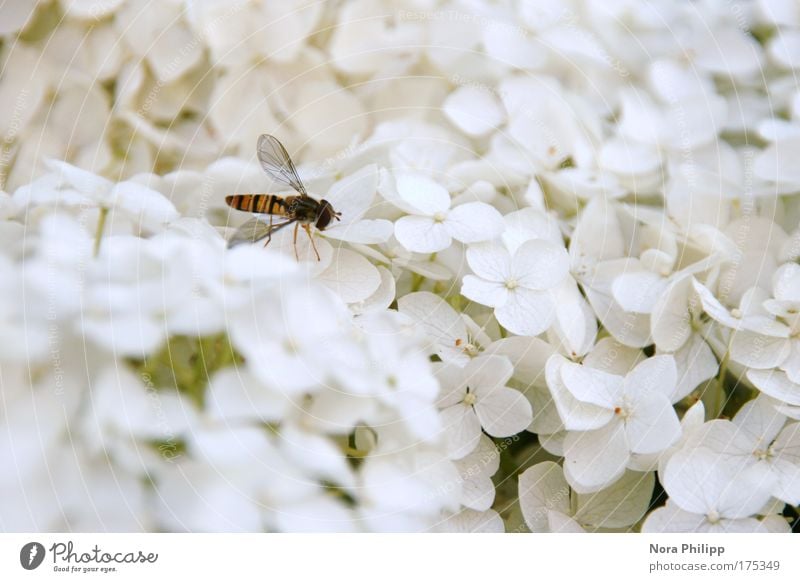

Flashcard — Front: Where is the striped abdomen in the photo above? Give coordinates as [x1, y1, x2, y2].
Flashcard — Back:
[225, 194, 294, 215]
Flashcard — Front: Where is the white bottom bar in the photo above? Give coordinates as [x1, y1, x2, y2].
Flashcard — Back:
[1, 533, 795, 581]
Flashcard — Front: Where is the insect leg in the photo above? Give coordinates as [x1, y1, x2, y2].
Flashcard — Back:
[303, 224, 321, 261]
[292, 222, 300, 261]
[264, 214, 274, 247]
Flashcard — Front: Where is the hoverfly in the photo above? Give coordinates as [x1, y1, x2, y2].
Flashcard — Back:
[225, 134, 341, 260]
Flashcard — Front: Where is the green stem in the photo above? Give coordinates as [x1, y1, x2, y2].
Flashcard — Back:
[410, 272, 425, 292]
[93, 206, 109, 257]
[717, 353, 729, 388]
[711, 335, 733, 418]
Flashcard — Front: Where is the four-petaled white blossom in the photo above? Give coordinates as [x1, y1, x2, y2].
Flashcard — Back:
[462, 240, 570, 336]
[551, 355, 682, 491]
[435, 355, 532, 459]
[642, 448, 781, 533]
[393, 173, 504, 253]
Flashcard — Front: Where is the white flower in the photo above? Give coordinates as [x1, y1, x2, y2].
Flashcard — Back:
[115, 0, 203, 84]
[569, 198, 653, 348]
[696, 264, 800, 406]
[357, 447, 461, 532]
[397, 291, 490, 366]
[499, 76, 594, 171]
[187, 0, 323, 67]
[452, 435, 501, 511]
[617, 87, 727, 152]
[699, 395, 800, 504]
[650, 277, 719, 401]
[435, 355, 532, 459]
[353, 237, 454, 281]
[328, 0, 423, 75]
[351, 265, 396, 315]
[462, 239, 570, 336]
[643, 448, 774, 533]
[541, 167, 626, 203]
[519, 461, 654, 532]
[392, 173, 504, 253]
[227, 284, 352, 395]
[301, 309, 441, 443]
[205, 368, 289, 425]
[443, 86, 505, 137]
[155, 424, 353, 532]
[17, 160, 179, 231]
[690, 25, 765, 79]
[61, 0, 124, 20]
[553, 355, 682, 491]
[318, 164, 393, 244]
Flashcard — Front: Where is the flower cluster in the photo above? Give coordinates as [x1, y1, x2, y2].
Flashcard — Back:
[2, 0, 800, 532]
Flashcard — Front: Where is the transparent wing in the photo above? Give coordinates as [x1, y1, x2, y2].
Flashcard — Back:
[256, 134, 308, 196]
[227, 217, 297, 248]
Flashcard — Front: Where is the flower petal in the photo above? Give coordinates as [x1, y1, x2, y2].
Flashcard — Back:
[466, 241, 512, 282]
[440, 404, 482, 459]
[495, 288, 555, 336]
[730, 331, 791, 369]
[111, 181, 180, 226]
[563, 421, 629, 493]
[546, 355, 614, 431]
[395, 173, 450, 215]
[461, 275, 508, 308]
[445, 202, 504, 244]
[325, 164, 379, 223]
[443, 86, 505, 137]
[641, 502, 710, 533]
[475, 387, 532, 437]
[664, 448, 772, 518]
[624, 355, 678, 399]
[519, 461, 572, 532]
[574, 470, 655, 529]
[514, 239, 570, 290]
[625, 392, 681, 454]
[747, 369, 800, 406]
[560, 361, 622, 409]
[324, 218, 394, 244]
[612, 270, 668, 314]
[398, 292, 469, 362]
[394, 216, 452, 253]
[316, 248, 381, 303]
[465, 355, 514, 395]
[669, 334, 719, 402]
[651, 276, 693, 351]
[551, 279, 597, 358]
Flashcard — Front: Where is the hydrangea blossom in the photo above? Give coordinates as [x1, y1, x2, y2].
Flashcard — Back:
[2, 0, 800, 535]
[519, 462, 654, 532]
[551, 355, 682, 491]
[435, 355, 532, 459]
[392, 173, 504, 253]
[462, 240, 570, 336]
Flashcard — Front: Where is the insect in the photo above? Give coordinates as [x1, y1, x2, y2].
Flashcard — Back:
[225, 134, 340, 260]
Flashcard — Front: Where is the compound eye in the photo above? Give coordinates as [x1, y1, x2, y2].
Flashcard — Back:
[315, 205, 332, 230]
